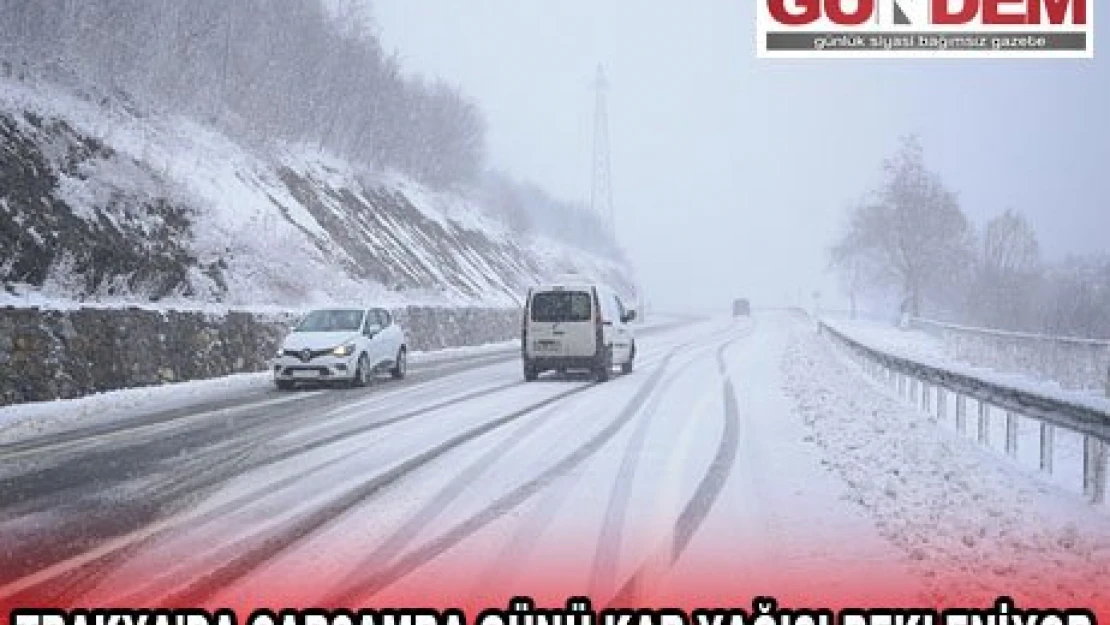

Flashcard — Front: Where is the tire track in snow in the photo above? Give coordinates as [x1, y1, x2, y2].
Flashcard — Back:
[444, 323, 751, 601]
[324, 398, 576, 573]
[0, 353, 516, 468]
[0, 322, 689, 469]
[321, 341, 690, 606]
[0, 320, 705, 607]
[139, 382, 603, 608]
[587, 319, 756, 598]
[606, 329, 750, 607]
[309, 319, 735, 593]
[325, 321, 745, 604]
[0, 442, 372, 607]
[0, 377, 527, 600]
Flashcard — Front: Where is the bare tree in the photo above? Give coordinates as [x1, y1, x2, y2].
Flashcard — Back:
[1038, 256, 1110, 339]
[967, 209, 1044, 329]
[830, 135, 975, 318]
[983, 209, 1041, 277]
[830, 229, 873, 320]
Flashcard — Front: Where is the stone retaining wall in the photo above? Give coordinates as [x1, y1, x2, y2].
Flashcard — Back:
[0, 305, 522, 406]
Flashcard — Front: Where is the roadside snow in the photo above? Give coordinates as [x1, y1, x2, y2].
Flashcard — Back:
[822, 317, 1110, 417]
[0, 372, 274, 446]
[407, 340, 517, 366]
[821, 318, 948, 361]
[783, 317, 1110, 608]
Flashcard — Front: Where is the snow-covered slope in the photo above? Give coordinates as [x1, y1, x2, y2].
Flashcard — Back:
[0, 77, 636, 311]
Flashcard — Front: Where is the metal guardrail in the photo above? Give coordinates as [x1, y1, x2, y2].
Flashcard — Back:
[818, 320, 1109, 506]
[911, 317, 1110, 347]
[910, 317, 1110, 396]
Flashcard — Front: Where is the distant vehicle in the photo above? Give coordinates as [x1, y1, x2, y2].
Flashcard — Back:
[272, 308, 407, 390]
[733, 298, 751, 317]
[521, 282, 637, 383]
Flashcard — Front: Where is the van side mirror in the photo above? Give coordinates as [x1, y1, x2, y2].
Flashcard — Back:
[364, 323, 382, 337]
[622, 310, 637, 323]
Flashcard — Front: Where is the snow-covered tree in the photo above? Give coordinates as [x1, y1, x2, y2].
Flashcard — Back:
[830, 135, 975, 318]
[965, 209, 1044, 330]
[0, 0, 486, 190]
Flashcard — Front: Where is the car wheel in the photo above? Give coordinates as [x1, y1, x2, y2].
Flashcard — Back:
[621, 342, 635, 375]
[523, 359, 538, 382]
[352, 353, 370, 388]
[276, 379, 295, 391]
[594, 347, 612, 383]
[391, 347, 407, 380]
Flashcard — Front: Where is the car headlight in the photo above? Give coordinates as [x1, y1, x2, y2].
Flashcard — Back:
[332, 343, 355, 357]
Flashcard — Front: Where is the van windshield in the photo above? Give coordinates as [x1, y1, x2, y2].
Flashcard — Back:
[531, 291, 592, 323]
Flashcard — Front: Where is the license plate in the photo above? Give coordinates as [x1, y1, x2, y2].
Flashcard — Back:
[292, 370, 320, 379]
[535, 340, 560, 352]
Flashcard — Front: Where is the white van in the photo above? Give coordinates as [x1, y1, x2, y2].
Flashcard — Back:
[521, 282, 637, 382]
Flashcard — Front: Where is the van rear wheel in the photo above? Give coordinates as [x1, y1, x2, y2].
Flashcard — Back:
[621, 342, 635, 375]
[523, 359, 538, 382]
[594, 348, 612, 383]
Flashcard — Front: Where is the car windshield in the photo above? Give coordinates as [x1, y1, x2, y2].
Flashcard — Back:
[531, 291, 592, 323]
[294, 310, 365, 332]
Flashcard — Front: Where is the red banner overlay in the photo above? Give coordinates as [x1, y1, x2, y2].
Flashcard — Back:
[6, 597, 1105, 625]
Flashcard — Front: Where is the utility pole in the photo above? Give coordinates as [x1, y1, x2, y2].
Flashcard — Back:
[590, 64, 615, 237]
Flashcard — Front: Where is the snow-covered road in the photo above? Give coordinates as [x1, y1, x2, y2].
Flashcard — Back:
[2, 311, 1108, 614]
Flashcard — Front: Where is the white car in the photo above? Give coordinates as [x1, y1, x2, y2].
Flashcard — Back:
[521, 282, 636, 382]
[272, 308, 407, 390]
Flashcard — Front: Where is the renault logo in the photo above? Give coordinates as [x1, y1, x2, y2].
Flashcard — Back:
[301, 349, 313, 362]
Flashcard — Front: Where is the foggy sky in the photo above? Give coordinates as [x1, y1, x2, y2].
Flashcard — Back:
[372, 1, 1108, 314]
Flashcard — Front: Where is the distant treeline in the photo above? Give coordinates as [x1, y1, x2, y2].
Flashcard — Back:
[0, 0, 623, 260]
[831, 135, 1110, 340]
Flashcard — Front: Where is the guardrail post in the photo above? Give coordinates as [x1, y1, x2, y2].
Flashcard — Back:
[977, 401, 990, 445]
[937, 388, 947, 420]
[922, 382, 932, 413]
[1005, 411, 1018, 457]
[1084, 436, 1107, 504]
[956, 394, 967, 434]
[1040, 423, 1055, 474]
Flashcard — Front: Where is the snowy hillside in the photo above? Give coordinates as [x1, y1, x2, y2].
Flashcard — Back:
[0, 77, 636, 311]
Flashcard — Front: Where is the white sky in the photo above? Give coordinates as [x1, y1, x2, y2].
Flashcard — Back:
[370, 1, 1108, 314]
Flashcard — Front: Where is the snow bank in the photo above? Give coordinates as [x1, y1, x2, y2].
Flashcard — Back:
[911, 318, 1110, 395]
[782, 318, 1110, 608]
[822, 317, 1110, 417]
